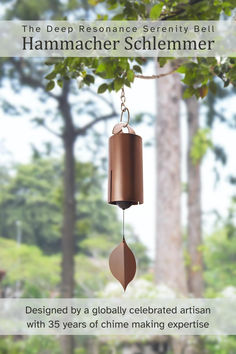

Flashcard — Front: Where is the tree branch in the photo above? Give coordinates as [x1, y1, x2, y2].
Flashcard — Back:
[135, 67, 178, 79]
[40, 122, 62, 138]
[9, 58, 59, 100]
[75, 111, 118, 136]
[160, 0, 205, 21]
[58, 80, 76, 138]
[135, 59, 191, 79]
[84, 87, 116, 111]
[32, 118, 62, 137]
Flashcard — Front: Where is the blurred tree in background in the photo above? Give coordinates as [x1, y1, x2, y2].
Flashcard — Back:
[0, 157, 123, 254]
[204, 200, 236, 297]
[0, 157, 149, 293]
[0, 156, 149, 354]
[0, 159, 62, 253]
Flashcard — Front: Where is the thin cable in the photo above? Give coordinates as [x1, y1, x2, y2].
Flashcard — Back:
[122, 209, 125, 241]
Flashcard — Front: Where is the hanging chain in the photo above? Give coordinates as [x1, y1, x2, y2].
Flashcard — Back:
[120, 87, 130, 126]
[120, 87, 127, 113]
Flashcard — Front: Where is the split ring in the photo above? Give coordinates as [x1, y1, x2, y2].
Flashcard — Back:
[120, 107, 130, 126]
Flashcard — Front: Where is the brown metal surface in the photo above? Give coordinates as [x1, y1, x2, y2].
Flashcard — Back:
[108, 126, 143, 210]
[109, 238, 136, 291]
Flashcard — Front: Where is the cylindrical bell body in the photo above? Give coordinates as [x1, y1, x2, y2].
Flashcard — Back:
[108, 132, 143, 209]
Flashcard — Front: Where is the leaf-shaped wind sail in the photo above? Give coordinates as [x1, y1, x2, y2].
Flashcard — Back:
[109, 238, 136, 291]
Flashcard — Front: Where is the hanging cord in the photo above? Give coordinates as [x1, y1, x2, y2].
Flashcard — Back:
[120, 87, 130, 126]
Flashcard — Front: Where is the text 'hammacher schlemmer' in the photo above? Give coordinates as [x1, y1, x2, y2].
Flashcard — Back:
[22, 36, 215, 51]
[21, 23, 216, 52]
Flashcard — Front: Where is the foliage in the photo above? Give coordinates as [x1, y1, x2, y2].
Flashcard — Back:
[0, 335, 61, 354]
[0, 237, 60, 297]
[0, 157, 117, 253]
[97, 0, 236, 21]
[180, 58, 236, 99]
[204, 81, 236, 128]
[199, 80, 236, 183]
[0, 156, 150, 297]
[45, 56, 145, 94]
[0, 156, 150, 266]
[204, 336, 236, 354]
[0, 236, 148, 298]
[190, 128, 213, 164]
[0, 158, 62, 253]
[1, 0, 88, 20]
[75, 254, 109, 296]
[46, 56, 236, 99]
[203, 197, 236, 298]
[204, 227, 236, 297]
[99, 279, 176, 298]
[1, 0, 236, 106]
[41, 1, 236, 97]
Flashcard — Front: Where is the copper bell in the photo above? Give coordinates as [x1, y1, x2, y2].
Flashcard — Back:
[108, 122, 143, 210]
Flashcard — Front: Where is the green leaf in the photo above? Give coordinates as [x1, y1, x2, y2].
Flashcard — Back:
[45, 58, 62, 66]
[158, 57, 169, 67]
[114, 78, 124, 91]
[224, 79, 230, 87]
[150, 4, 163, 20]
[45, 71, 57, 80]
[88, 0, 99, 5]
[57, 79, 63, 88]
[135, 58, 146, 65]
[46, 81, 55, 91]
[224, 8, 231, 16]
[119, 59, 129, 70]
[97, 83, 108, 94]
[124, 80, 131, 88]
[84, 74, 95, 85]
[96, 62, 106, 73]
[112, 13, 124, 20]
[199, 85, 208, 98]
[133, 65, 142, 73]
[213, 66, 220, 75]
[127, 69, 135, 82]
[177, 66, 186, 74]
[183, 86, 195, 99]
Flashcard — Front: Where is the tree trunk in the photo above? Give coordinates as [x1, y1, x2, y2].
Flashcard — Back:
[185, 97, 205, 354]
[87, 337, 99, 354]
[155, 61, 189, 354]
[186, 96, 204, 297]
[155, 61, 187, 295]
[60, 82, 76, 354]
[60, 136, 76, 354]
[61, 135, 75, 298]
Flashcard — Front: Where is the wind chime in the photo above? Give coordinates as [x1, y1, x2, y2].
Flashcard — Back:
[108, 87, 143, 291]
